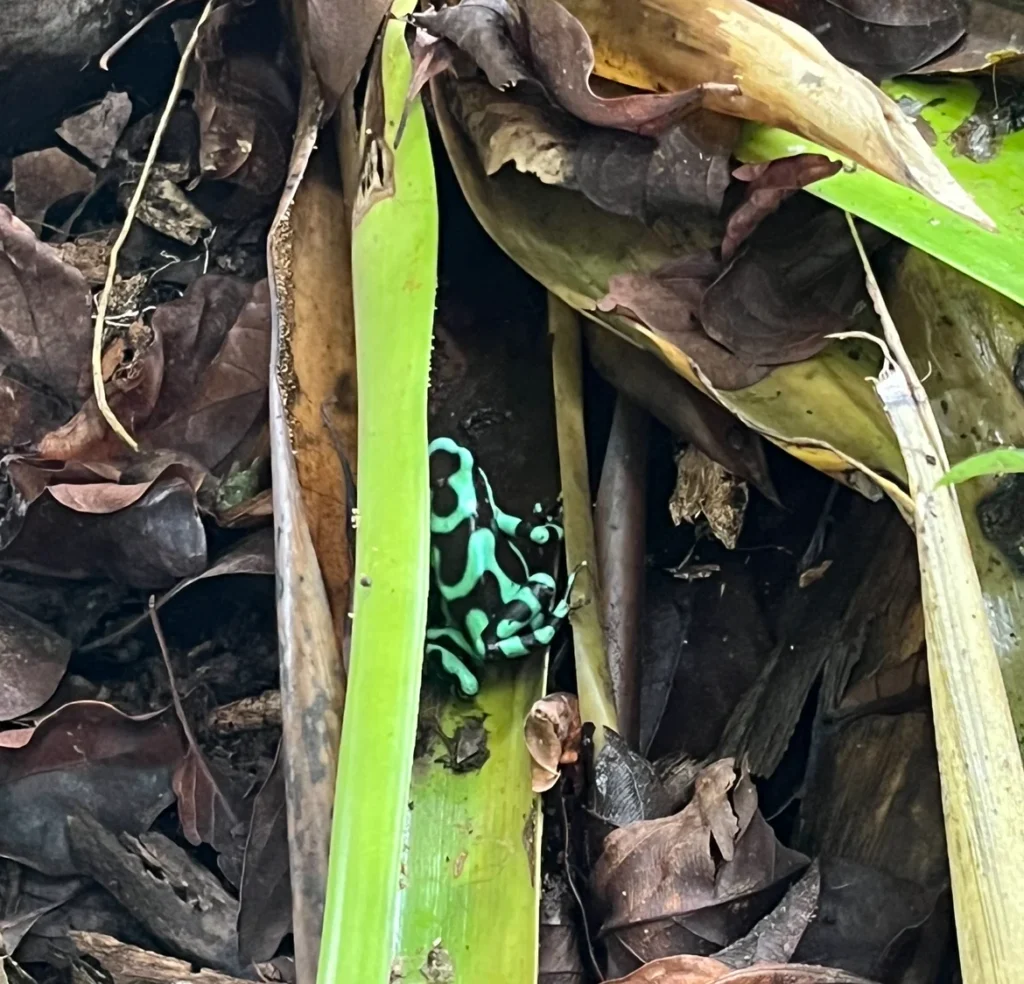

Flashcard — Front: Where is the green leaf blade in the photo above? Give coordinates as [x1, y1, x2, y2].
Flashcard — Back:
[937, 447, 1024, 487]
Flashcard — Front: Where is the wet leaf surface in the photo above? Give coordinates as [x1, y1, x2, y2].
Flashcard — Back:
[0, 702, 185, 876]
[590, 728, 672, 829]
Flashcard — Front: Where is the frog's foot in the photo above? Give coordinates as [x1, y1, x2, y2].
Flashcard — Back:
[427, 626, 480, 697]
[426, 641, 480, 697]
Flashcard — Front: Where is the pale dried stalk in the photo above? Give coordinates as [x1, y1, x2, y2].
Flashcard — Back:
[91, 0, 215, 450]
[846, 214, 1024, 984]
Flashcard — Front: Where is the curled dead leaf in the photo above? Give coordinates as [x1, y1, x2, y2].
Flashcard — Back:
[670, 445, 748, 549]
[723, 156, 842, 261]
[593, 759, 809, 970]
[525, 691, 582, 791]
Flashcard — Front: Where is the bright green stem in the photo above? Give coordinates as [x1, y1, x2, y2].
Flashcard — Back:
[316, 4, 438, 982]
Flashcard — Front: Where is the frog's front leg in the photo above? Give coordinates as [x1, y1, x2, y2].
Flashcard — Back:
[477, 468, 563, 546]
[426, 626, 481, 697]
[480, 568, 579, 659]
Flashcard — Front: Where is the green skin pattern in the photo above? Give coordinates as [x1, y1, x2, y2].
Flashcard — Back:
[427, 437, 575, 696]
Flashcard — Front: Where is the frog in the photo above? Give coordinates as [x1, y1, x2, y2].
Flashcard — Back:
[426, 436, 576, 697]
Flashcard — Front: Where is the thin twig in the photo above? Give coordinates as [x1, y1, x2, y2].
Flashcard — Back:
[92, 0, 215, 451]
[147, 597, 200, 750]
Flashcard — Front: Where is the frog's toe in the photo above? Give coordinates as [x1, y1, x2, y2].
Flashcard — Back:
[428, 643, 480, 697]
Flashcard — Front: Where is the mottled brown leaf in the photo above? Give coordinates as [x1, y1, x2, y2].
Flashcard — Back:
[0, 702, 186, 875]
[575, 124, 731, 223]
[0, 600, 71, 722]
[451, 79, 579, 186]
[702, 210, 885, 366]
[597, 257, 771, 391]
[195, 4, 295, 196]
[38, 325, 165, 463]
[237, 745, 290, 963]
[11, 149, 94, 233]
[525, 692, 582, 791]
[593, 759, 808, 971]
[753, 0, 969, 80]
[0, 207, 92, 405]
[143, 278, 271, 470]
[57, 92, 133, 169]
[723, 156, 842, 262]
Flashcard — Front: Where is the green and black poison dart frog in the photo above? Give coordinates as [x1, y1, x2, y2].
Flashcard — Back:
[427, 437, 576, 697]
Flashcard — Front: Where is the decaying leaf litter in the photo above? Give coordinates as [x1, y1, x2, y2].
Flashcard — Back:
[2, 0, 1024, 983]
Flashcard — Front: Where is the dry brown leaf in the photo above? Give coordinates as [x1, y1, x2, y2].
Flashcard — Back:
[669, 445, 748, 549]
[0, 206, 93, 405]
[56, 92, 133, 169]
[594, 759, 808, 968]
[525, 692, 582, 791]
[558, 0, 992, 227]
[11, 149, 94, 233]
